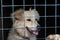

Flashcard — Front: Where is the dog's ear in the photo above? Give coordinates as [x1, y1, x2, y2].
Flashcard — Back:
[12, 9, 24, 21]
[32, 9, 40, 21]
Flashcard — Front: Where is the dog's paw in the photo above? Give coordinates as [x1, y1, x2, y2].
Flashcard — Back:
[46, 34, 60, 40]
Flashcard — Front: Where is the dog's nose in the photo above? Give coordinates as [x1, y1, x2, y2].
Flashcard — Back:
[37, 25, 40, 27]
[37, 25, 40, 31]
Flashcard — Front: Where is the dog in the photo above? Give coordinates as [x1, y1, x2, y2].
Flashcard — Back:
[7, 8, 40, 40]
[46, 34, 60, 40]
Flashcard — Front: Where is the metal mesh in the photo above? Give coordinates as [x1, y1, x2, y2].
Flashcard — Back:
[0, 0, 60, 40]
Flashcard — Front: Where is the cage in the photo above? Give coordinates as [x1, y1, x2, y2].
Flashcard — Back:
[0, 0, 60, 40]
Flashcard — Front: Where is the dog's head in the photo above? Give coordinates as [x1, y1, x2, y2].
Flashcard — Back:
[13, 8, 40, 35]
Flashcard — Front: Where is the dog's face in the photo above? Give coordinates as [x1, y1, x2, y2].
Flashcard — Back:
[13, 9, 40, 35]
[24, 9, 40, 35]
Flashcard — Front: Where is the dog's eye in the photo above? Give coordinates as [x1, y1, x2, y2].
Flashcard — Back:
[27, 19, 31, 21]
[15, 17, 19, 20]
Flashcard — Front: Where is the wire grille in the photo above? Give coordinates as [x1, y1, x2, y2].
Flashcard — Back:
[0, 0, 60, 40]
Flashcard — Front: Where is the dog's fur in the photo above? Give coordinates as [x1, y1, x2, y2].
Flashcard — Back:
[46, 34, 60, 40]
[7, 8, 40, 40]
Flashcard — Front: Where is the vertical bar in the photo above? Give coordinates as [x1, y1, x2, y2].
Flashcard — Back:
[12, 0, 14, 12]
[1, 0, 4, 40]
[23, 0, 25, 38]
[34, 0, 36, 40]
[55, 0, 57, 34]
[12, 0, 14, 36]
[45, 0, 46, 40]
[34, 0, 36, 30]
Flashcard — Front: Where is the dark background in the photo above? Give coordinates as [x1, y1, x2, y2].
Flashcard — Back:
[0, 0, 60, 40]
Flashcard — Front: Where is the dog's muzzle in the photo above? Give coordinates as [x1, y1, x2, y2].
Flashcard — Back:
[26, 25, 40, 35]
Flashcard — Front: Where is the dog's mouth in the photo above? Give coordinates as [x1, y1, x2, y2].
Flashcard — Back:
[30, 30, 38, 35]
[26, 27, 38, 35]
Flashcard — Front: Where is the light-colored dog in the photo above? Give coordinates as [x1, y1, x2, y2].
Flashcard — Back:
[46, 34, 60, 40]
[7, 8, 40, 40]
